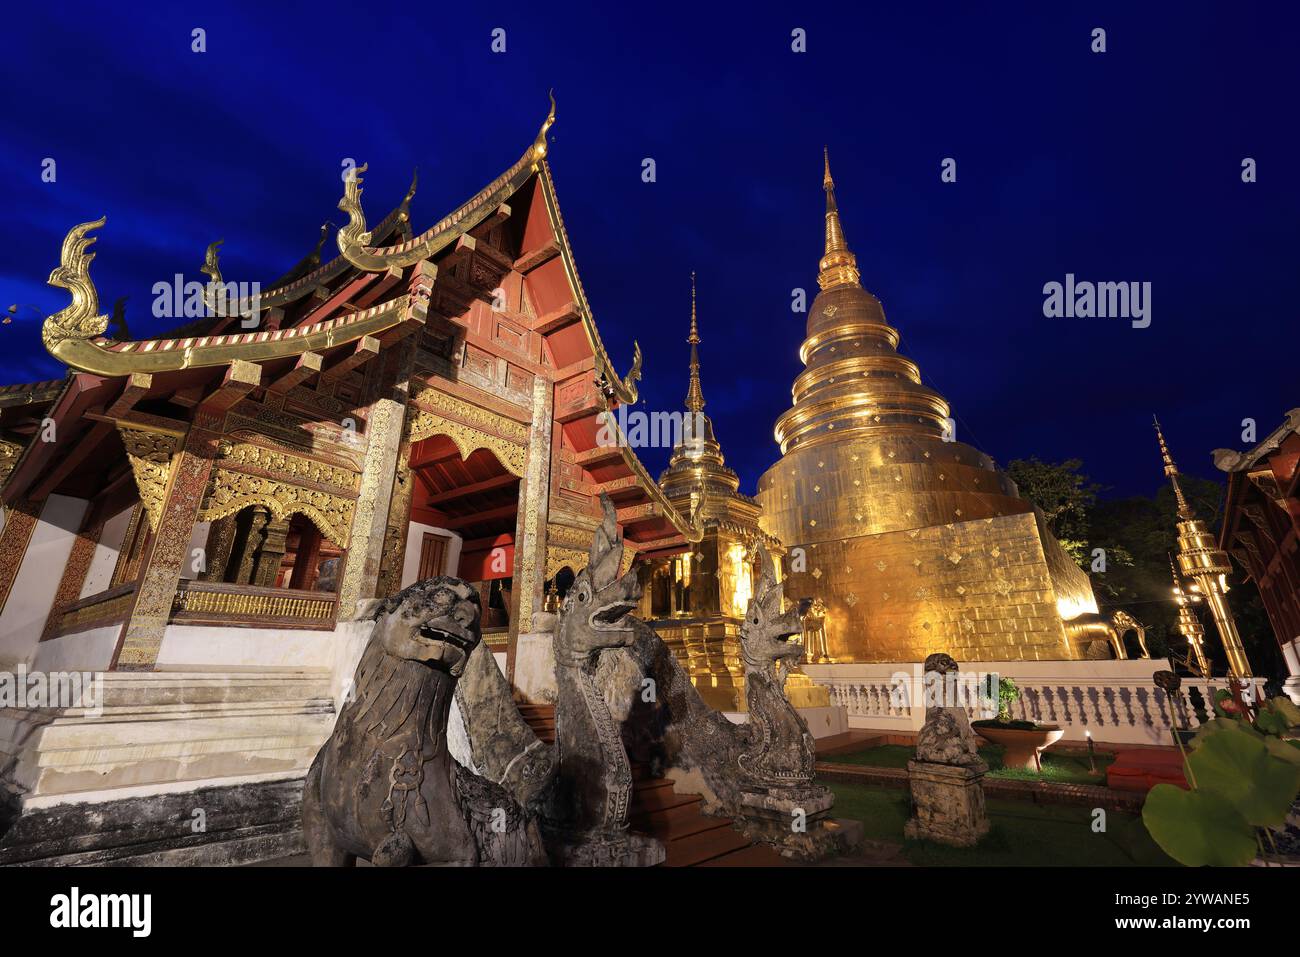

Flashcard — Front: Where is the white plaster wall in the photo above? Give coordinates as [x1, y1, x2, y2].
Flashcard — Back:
[400, 523, 462, 588]
[156, 624, 336, 672]
[79, 505, 134, 598]
[0, 495, 89, 670]
[31, 625, 120, 673]
[178, 521, 210, 580]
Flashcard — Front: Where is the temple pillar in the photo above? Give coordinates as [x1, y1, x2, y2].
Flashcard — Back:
[112, 361, 259, 671]
[508, 376, 554, 675]
[201, 513, 239, 582]
[289, 524, 323, 591]
[251, 514, 290, 587]
[374, 450, 413, 600]
[338, 395, 407, 617]
[232, 506, 271, 585]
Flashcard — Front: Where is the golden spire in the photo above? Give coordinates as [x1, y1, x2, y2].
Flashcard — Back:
[1154, 416, 1193, 519]
[818, 147, 860, 290]
[1155, 416, 1252, 678]
[685, 271, 705, 414]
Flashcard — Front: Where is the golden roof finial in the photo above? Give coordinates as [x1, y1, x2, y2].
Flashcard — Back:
[685, 271, 705, 414]
[533, 90, 557, 163]
[1154, 416, 1193, 520]
[398, 167, 419, 221]
[818, 147, 860, 290]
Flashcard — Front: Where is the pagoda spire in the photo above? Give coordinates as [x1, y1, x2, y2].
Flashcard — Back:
[818, 147, 861, 290]
[1154, 416, 1252, 678]
[1154, 416, 1193, 520]
[685, 271, 705, 414]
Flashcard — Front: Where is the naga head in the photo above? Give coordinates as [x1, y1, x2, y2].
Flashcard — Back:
[740, 545, 807, 672]
[369, 576, 481, 677]
[554, 492, 643, 664]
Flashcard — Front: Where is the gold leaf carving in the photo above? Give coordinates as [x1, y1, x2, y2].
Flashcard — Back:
[216, 440, 358, 494]
[405, 408, 527, 478]
[119, 428, 180, 532]
[0, 439, 24, 489]
[199, 469, 355, 547]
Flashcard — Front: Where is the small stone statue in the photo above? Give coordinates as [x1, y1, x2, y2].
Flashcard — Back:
[914, 653, 985, 769]
[905, 652, 990, 847]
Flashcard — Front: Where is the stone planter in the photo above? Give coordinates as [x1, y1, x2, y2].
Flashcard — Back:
[973, 724, 1064, 771]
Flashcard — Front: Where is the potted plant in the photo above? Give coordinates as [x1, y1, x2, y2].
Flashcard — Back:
[1143, 694, 1300, 866]
[971, 677, 1064, 771]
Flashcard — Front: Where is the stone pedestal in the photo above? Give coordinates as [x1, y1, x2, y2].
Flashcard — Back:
[547, 831, 665, 868]
[904, 760, 990, 847]
[737, 786, 863, 860]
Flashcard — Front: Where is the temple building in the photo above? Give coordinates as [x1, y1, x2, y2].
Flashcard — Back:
[755, 151, 1099, 664]
[0, 103, 708, 859]
[1214, 409, 1300, 703]
[633, 277, 824, 711]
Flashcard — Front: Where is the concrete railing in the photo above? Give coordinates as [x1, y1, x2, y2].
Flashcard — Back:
[803, 659, 1266, 747]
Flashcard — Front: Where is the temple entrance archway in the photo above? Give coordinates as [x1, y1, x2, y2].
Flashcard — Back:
[400, 434, 522, 639]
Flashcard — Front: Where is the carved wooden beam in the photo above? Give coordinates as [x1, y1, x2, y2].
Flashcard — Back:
[420, 472, 519, 506]
[106, 373, 152, 417]
[199, 360, 261, 416]
[533, 301, 580, 335]
[31, 421, 112, 499]
[573, 444, 624, 470]
[267, 352, 323, 395]
[442, 503, 518, 530]
[322, 336, 380, 380]
[514, 239, 560, 274]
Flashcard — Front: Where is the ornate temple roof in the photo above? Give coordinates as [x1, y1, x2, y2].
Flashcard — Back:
[3, 99, 701, 544]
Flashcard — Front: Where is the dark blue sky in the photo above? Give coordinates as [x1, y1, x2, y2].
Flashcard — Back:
[3, 2, 1296, 498]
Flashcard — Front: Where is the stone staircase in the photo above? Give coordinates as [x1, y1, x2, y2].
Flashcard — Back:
[0, 671, 335, 865]
[516, 702, 790, 867]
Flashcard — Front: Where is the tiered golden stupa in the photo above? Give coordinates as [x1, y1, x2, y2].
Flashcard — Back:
[755, 152, 1097, 663]
[637, 276, 825, 709]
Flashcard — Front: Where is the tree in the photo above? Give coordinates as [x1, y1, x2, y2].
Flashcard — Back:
[1006, 457, 1101, 565]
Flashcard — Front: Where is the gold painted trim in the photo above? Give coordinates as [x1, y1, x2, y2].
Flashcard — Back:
[535, 164, 700, 542]
[39, 217, 414, 375]
[118, 427, 180, 532]
[198, 469, 355, 547]
[405, 408, 527, 478]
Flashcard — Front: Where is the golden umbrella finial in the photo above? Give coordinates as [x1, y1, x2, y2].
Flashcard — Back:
[685, 271, 705, 414]
[818, 147, 859, 290]
[1153, 416, 1193, 520]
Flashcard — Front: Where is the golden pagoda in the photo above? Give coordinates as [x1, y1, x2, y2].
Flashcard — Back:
[755, 151, 1098, 663]
[638, 276, 825, 710]
[1155, 419, 1252, 678]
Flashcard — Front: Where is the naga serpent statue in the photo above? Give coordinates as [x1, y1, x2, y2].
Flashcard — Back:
[604, 544, 854, 858]
[542, 493, 665, 866]
[302, 577, 545, 866]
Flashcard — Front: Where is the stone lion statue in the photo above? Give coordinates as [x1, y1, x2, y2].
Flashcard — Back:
[302, 577, 545, 866]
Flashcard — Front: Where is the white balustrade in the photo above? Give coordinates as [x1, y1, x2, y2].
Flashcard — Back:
[803, 659, 1265, 746]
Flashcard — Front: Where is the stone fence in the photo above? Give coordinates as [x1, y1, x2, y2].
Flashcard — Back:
[802, 659, 1265, 746]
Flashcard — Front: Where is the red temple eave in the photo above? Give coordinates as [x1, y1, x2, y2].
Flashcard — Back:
[2, 371, 113, 505]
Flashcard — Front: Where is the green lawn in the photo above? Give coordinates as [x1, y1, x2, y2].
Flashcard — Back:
[824, 743, 1114, 785]
[827, 781, 1174, 866]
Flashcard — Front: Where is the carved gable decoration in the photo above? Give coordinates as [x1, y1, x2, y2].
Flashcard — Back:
[406, 387, 529, 478]
[118, 427, 182, 531]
